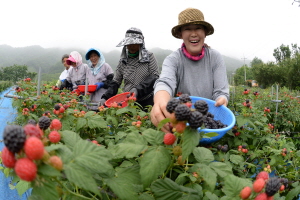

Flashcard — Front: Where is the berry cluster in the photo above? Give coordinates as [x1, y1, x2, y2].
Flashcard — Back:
[238, 145, 248, 153]
[243, 89, 249, 95]
[1, 118, 64, 182]
[167, 94, 227, 131]
[216, 144, 228, 152]
[239, 171, 288, 199]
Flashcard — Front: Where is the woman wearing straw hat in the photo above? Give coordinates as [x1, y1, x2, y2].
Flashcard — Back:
[99, 27, 160, 108]
[150, 8, 229, 132]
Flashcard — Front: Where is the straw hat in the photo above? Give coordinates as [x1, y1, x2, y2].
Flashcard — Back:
[171, 8, 214, 39]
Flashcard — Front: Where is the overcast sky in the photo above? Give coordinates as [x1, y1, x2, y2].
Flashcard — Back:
[1, 0, 299, 63]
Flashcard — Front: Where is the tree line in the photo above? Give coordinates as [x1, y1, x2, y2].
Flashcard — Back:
[233, 43, 300, 90]
[0, 65, 37, 83]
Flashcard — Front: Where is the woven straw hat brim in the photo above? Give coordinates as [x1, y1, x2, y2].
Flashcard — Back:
[172, 21, 214, 39]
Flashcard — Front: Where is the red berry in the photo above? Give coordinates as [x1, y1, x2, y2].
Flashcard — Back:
[256, 171, 269, 181]
[91, 140, 98, 144]
[14, 158, 37, 181]
[253, 178, 266, 193]
[1, 147, 16, 168]
[175, 122, 186, 133]
[164, 133, 176, 145]
[24, 124, 42, 139]
[59, 107, 65, 114]
[280, 184, 285, 191]
[254, 192, 268, 200]
[49, 156, 63, 171]
[48, 131, 61, 143]
[24, 137, 45, 160]
[50, 119, 62, 131]
[240, 186, 252, 199]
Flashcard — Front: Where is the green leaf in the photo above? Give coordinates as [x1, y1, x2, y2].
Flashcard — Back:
[222, 175, 252, 197]
[64, 162, 100, 196]
[203, 132, 219, 138]
[73, 139, 114, 178]
[185, 183, 203, 198]
[203, 191, 219, 200]
[83, 111, 96, 118]
[140, 146, 171, 188]
[76, 117, 87, 130]
[116, 106, 136, 116]
[38, 164, 61, 177]
[175, 172, 189, 185]
[15, 181, 31, 197]
[151, 178, 199, 200]
[190, 163, 217, 191]
[87, 115, 107, 129]
[142, 128, 164, 145]
[209, 162, 233, 178]
[106, 165, 141, 200]
[112, 132, 148, 159]
[229, 155, 244, 165]
[193, 147, 214, 164]
[286, 185, 300, 200]
[157, 118, 170, 130]
[30, 177, 59, 200]
[182, 127, 200, 161]
[61, 130, 81, 150]
[138, 193, 155, 200]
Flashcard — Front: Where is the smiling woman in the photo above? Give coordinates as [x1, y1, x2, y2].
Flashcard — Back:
[151, 8, 229, 133]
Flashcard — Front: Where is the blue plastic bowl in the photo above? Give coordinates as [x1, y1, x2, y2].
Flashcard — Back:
[189, 96, 236, 144]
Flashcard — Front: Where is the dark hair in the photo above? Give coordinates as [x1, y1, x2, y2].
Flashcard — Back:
[61, 54, 69, 63]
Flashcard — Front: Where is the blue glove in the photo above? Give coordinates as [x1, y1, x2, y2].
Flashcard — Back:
[95, 82, 104, 91]
[61, 79, 66, 83]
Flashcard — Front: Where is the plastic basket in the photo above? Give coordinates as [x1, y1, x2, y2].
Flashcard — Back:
[105, 92, 131, 108]
[189, 96, 236, 144]
[77, 85, 97, 93]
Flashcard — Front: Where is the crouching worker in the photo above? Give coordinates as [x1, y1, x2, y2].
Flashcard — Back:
[99, 27, 159, 109]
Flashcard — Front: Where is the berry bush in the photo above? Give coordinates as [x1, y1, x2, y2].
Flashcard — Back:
[1, 79, 300, 199]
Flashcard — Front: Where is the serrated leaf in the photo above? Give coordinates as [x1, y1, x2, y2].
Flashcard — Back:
[191, 163, 217, 191]
[151, 178, 199, 200]
[203, 191, 219, 200]
[142, 128, 164, 145]
[87, 115, 107, 129]
[76, 117, 87, 130]
[222, 175, 252, 197]
[209, 162, 232, 178]
[83, 111, 96, 118]
[60, 130, 81, 150]
[106, 165, 141, 200]
[140, 146, 171, 188]
[138, 193, 155, 200]
[15, 181, 31, 197]
[185, 183, 203, 198]
[112, 132, 148, 159]
[73, 139, 114, 178]
[30, 177, 59, 200]
[116, 106, 136, 116]
[193, 147, 214, 164]
[286, 185, 300, 200]
[203, 132, 219, 138]
[230, 155, 244, 165]
[157, 118, 170, 130]
[175, 172, 189, 185]
[64, 162, 100, 196]
[182, 127, 199, 161]
[38, 164, 61, 177]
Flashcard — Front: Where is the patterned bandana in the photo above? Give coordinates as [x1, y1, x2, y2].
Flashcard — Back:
[117, 27, 150, 63]
[181, 43, 205, 61]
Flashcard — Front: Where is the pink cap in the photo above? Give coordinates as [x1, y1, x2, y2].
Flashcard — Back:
[66, 56, 76, 65]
